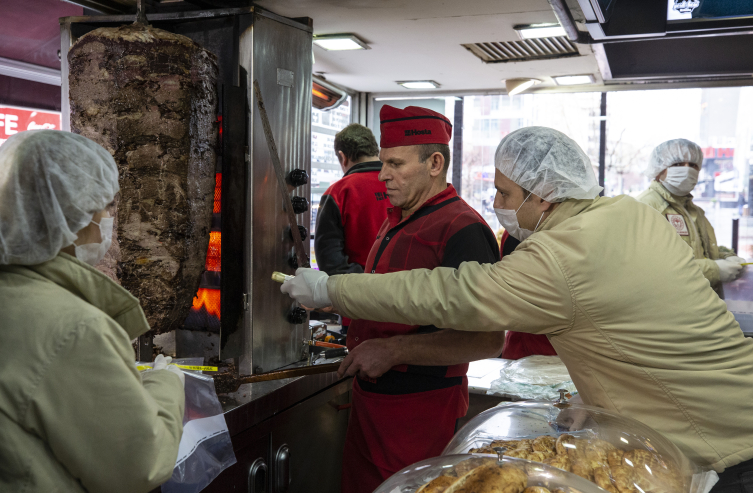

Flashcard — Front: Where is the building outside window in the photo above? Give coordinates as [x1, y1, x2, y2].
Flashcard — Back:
[310, 97, 352, 268]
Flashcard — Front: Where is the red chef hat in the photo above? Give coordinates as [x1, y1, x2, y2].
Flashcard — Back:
[379, 105, 452, 148]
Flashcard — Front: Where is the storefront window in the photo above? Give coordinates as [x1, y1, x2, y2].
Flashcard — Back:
[310, 97, 352, 268]
[461, 93, 601, 231]
[604, 87, 753, 257]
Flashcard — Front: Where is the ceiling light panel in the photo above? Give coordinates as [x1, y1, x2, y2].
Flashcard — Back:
[553, 74, 595, 85]
[515, 24, 567, 40]
[397, 81, 440, 89]
[313, 34, 370, 51]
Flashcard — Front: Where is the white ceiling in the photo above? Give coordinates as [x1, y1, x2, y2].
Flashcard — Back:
[256, 0, 602, 95]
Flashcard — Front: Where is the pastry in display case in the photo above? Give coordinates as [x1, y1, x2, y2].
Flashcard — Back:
[441, 401, 715, 493]
[374, 454, 607, 493]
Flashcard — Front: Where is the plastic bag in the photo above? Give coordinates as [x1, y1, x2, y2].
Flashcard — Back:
[723, 266, 753, 335]
[488, 356, 577, 400]
[138, 358, 236, 493]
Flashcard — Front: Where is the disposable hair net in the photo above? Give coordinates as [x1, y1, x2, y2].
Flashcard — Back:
[645, 138, 704, 179]
[0, 130, 119, 265]
[494, 126, 602, 203]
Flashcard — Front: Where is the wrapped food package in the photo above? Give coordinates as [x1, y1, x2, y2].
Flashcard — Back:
[68, 23, 218, 334]
[441, 401, 717, 493]
[374, 454, 605, 493]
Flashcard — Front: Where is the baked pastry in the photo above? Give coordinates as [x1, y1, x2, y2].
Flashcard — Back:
[527, 450, 554, 462]
[611, 465, 638, 493]
[446, 464, 527, 493]
[585, 439, 615, 468]
[570, 459, 594, 481]
[505, 448, 532, 459]
[607, 449, 625, 468]
[555, 434, 576, 456]
[533, 435, 556, 452]
[417, 476, 458, 493]
[544, 455, 571, 472]
[593, 465, 619, 493]
[523, 487, 551, 493]
[453, 457, 497, 477]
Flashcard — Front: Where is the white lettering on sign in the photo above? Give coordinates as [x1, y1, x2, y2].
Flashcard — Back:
[0, 107, 61, 144]
[0, 114, 19, 136]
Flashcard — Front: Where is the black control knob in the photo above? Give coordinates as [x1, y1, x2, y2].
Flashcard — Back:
[288, 225, 309, 242]
[286, 169, 309, 187]
[291, 196, 309, 214]
[287, 307, 307, 325]
[288, 254, 299, 269]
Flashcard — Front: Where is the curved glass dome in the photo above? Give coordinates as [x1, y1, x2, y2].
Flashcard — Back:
[442, 401, 702, 493]
[374, 454, 607, 493]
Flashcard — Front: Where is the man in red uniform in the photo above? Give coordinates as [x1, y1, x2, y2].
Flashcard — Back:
[286, 106, 505, 493]
[315, 124, 388, 332]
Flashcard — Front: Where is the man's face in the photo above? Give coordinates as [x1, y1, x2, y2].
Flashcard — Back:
[378, 146, 439, 211]
[656, 162, 699, 181]
[493, 169, 551, 231]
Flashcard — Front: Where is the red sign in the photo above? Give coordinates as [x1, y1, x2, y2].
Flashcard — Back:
[702, 147, 734, 159]
[0, 106, 61, 146]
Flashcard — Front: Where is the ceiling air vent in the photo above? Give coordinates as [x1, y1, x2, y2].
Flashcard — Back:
[462, 36, 579, 63]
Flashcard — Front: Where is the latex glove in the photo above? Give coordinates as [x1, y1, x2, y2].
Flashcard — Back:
[152, 354, 172, 370]
[152, 354, 185, 386]
[726, 255, 746, 265]
[280, 268, 332, 308]
[716, 259, 743, 282]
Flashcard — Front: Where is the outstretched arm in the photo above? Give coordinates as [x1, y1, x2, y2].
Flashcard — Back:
[338, 328, 505, 379]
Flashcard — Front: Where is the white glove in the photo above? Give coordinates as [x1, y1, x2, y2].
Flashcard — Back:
[726, 255, 746, 265]
[280, 268, 332, 308]
[152, 354, 185, 386]
[716, 259, 744, 283]
[153, 354, 172, 370]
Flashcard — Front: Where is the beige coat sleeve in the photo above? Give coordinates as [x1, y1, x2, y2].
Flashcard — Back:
[697, 258, 721, 286]
[26, 316, 184, 493]
[329, 239, 574, 334]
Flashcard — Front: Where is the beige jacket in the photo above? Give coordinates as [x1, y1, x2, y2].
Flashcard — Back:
[637, 181, 733, 289]
[0, 253, 184, 493]
[328, 195, 753, 472]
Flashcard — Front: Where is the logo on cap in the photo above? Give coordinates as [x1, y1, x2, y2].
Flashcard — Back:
[404, 129, 432, 137]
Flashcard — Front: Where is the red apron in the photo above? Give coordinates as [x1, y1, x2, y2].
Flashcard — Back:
[341, 378, 469, 493]
[501, 331, 558, 360]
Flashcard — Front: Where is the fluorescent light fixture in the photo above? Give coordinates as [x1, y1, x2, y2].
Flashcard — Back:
[553, 74, 595, 85]
[505, 78, 541, 96]
[397, 80, 440, 89]
[0, 56, 61, 86]
[313, 34, 370, 51]
[514, 23, 567, 40]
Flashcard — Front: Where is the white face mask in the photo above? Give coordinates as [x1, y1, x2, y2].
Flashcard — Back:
[74, 217, 113, 266]
[661, 166, 699, 196]
[494, 192, 545, 241]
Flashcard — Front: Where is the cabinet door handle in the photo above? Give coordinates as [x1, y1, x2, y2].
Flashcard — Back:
[248, 457, 267, 493]
[275, 444, 291, 492]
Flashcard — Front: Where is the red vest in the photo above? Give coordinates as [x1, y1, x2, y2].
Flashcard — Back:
[347, 185, 500, 393]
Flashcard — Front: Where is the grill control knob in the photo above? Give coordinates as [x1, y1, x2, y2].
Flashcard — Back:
[289, 225, 309, 242]
[287, 307, 307, 325]
[286, 169, 309, 188]
[291, 196, 309, 214]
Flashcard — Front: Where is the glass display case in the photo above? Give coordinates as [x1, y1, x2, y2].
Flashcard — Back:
[374, 454, 607, 493]
[442, 401, 712, 493]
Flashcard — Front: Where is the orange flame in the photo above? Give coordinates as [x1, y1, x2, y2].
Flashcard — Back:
[213, 173, 222, 214]
[192, 288, 221, 319]
[205, 231, 221, 272]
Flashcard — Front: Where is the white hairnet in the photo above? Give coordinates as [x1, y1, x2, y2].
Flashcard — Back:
[0, 130, 119, 265]
[645, 138, 704, 178]
[494, 126, 602, 203]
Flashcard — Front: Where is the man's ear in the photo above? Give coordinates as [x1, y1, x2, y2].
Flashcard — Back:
[428, 152, 445, 177]
[337, 150, 346, 166]
[534, 195, 555, 213]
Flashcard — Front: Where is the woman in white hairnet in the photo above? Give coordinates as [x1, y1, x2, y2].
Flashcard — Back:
[0, 130, 185, 493]
[637, 139, 745, 294]
[282, 126, 753, 491]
